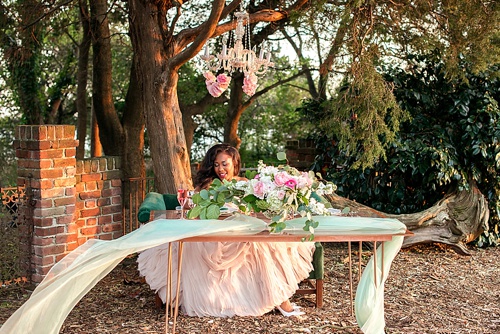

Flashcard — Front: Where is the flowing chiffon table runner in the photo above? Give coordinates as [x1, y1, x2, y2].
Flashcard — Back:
[0, 215, 406, 334]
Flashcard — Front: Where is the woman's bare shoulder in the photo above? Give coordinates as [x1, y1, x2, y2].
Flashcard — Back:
[234, 176, 248, 182]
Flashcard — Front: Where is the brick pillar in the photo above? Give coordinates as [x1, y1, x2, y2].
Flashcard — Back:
[14, 125, 78, 283]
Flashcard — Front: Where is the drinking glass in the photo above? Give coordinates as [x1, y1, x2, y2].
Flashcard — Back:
[177, 187, 188, 219]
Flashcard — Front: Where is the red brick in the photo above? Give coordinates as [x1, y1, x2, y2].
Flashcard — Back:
[79, 190, 101, 200]
[75, 219, 86, 228]
[32, 149, 64, 159]
[32, 254, 55, 266]
[40, 188, 65, 198]
[98, 198, 111, 206]
[33, 217, 54, 228]
[66, 242, 79, 252]
[101, 223, 122, 233]
[85, 200, 97, 208]
[81, 226, 100, 236]
[80, 207, 100, 217]
[86, 217, 97, 226]
[33, 126, 48, 140]
[34, 226, 65, 236]
[54, 197, 76, 207]
[101, 188, 121, 197]
[34, 244, 66, 257]
[39, 168, 64, 179]
[99, 234, 113, 240]
[111, 179, 122, 187]
[112, 212, 123, 222]
[65, 187, 76, 196]
[32, 237, 56, 246]
[56, 233, 78, 244]
[112, 231, 123, 239]
[34, 199, 54, 209]
[98, 215, 112, 225]
[65, 205, 76, 215]
[65, 147, 77, 158]
[56, 215, 74, 225]
[81, 173, 102, 182]
[33, 206, 66, 217]
[102, 205, 121, 215]
[85, 182, 97, 191]
[58, 139, 78, 148]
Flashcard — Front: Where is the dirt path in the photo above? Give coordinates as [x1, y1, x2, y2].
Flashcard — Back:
[1, 244, 499, 333]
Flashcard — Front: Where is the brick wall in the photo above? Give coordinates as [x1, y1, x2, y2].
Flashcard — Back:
[14, 125, 123, 283]
[285, 139, 317, 170]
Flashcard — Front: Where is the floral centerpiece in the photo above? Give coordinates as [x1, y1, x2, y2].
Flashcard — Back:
[187, 158, 337, 238]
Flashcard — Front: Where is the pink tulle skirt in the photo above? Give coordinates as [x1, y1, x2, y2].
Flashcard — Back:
[137, 241, 314, 317]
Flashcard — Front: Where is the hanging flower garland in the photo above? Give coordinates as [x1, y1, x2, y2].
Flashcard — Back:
[242, 73, 258, 97]
[204, 71, 231, 97]
[204, 71, 258, 98]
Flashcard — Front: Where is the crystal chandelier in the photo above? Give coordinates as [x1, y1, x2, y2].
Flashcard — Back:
[201, 5, 274, 97]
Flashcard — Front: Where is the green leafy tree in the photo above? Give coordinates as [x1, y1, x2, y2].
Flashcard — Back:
[312, 53, 500, 247]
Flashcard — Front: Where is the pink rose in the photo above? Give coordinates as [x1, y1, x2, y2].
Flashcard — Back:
[204, 72, 231, 97]
[204, 71, 216, 83]
[285, 179, 297, 189]
[206, 82, 225, 97]
[252, 181, 266, 199]
[243, 73, 258, 96]
[216, 73, 231, 90]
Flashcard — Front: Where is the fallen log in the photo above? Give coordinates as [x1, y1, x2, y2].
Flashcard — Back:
[324, 182, 489, 255]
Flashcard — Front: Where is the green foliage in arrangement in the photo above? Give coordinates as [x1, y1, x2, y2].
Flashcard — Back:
[308, 52, 500, 246]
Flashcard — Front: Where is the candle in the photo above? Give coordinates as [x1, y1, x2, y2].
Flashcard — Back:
[259, 49, 264, 59]
[266, 51, 271, 62]
[222, 44, 227, 56]
[204, 45, 209, 57]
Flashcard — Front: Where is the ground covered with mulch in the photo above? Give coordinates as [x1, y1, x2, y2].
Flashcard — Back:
[1, 243, 499, 333]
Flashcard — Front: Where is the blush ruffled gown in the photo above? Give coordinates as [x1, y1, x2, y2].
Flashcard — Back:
[137, 240, 315, 317]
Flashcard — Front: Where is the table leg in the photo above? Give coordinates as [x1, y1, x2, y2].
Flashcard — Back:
[165, 243, 173, 334]
[373, 241, 378, 288]
[172, 242, 184, 334]
[348, 241, 354, 316]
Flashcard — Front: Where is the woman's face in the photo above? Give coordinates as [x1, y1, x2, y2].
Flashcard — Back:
[213, 152, 236, 181]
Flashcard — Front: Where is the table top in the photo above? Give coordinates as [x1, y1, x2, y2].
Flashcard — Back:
[150, 210, 412, 243]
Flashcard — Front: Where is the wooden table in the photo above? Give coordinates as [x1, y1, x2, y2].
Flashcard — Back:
[150, 211, 410, 334]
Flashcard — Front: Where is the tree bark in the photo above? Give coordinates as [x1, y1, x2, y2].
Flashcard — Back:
[324, 183, 489, 255]
[76, 0, 91, 159]
[90, 0, 124, 155]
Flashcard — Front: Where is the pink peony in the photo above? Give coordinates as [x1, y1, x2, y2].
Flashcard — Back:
[273, 171, 290, 187]
[285, 179, 297, 189]
[242, 73, 258, 96]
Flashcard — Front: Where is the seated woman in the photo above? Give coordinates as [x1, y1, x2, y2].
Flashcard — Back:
[137, 143, 315, 317]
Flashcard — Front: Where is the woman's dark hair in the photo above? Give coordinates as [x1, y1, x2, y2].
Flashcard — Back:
[193, 143, 241, 190]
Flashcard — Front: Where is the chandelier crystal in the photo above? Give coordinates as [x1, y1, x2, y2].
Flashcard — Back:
[201, 6, 274, 97]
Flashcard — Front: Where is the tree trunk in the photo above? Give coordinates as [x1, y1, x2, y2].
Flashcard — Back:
[128, 0, 192, 193]
[225, 72, 245, 148]
[90, 0, 124, 155]
[121, 61, 146, 181]
[324, 183, 489, 255]
[76, 0, 91, 159]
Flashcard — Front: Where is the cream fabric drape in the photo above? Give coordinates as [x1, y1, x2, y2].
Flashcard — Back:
[0, 215, 405, 334]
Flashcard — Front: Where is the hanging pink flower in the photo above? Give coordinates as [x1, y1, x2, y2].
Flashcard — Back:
[242, 73, 258, 96]
[216, 73, 231, 90]
[204, 71, 231, 97]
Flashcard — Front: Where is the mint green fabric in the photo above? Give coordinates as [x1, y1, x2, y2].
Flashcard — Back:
[0, 215, 405, 334]
[308, 241, 324, 279]
[163, 194, 180, 210]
